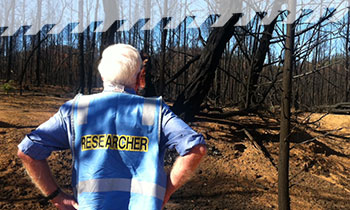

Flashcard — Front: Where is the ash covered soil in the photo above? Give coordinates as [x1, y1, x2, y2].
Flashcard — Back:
[1, 89, 350, 210]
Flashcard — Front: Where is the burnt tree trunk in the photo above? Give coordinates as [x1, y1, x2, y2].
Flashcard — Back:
[159, 0, 168, 96]
[78, 0, 85, 94]
[6, 0, 16, 82]
[345, 9, 350, 102]
[278, 1, 295, 209]
[35, 33, 41, 86]
[6, 36, 13, 82]
[87, 1, 99, 94]
[143, 0, 151, 54]
[172, 14, 241, 121]
[245, 17, 279, 109]
[244, 3, 282, 109]
[87, 27, 96, 94]
[35, 0, 42, 86]
[19, 36, 49, 95]
[101, 0, 119, 49]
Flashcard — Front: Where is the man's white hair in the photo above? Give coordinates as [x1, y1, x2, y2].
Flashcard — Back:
[98, 44, 142, 88]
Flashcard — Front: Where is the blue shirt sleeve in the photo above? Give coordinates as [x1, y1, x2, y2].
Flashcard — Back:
[18, 100, 73, 160]
[160, 102, 205, 156]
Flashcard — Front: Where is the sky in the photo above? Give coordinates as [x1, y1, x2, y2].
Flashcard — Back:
[0, 0, 348, 36]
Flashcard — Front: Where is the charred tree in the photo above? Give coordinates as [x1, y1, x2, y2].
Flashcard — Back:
[172, 14, 242, 121]
[345, 8, 350, 102]
[244, 8, 281, 110]
[35, 0, 42, 86]
[87, 1, 99, 94]
[278, 1, 295, 209]
[159, 0, 168, 96]
[78, 0, 85, 94]
[101, 0, 120, 49]
[87, 28, 96, 94]
[6, 0, 16, 82]
[143, 0, 151, 54]
[19, 36, 49, 95]
[6, 36, 13, 82]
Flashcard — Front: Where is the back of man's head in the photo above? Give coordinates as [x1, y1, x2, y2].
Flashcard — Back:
[98, 44, 142, 88]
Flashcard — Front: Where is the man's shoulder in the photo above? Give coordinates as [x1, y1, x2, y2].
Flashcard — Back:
[58, 97, 76, 118]
[58, 93, 103, 117]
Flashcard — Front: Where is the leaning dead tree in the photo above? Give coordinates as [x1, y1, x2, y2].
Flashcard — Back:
[172, 13, 242, 121]
[243, 2, 282, 110]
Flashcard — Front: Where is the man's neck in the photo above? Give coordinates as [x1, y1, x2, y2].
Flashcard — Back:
[103, 82, 136, 94]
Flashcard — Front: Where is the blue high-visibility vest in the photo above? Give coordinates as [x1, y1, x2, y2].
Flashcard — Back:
[71, 92, 166, 210]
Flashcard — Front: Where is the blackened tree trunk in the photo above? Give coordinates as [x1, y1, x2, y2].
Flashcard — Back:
[143, 0, 151, 54]
[159, 0, 168, 96]
[6, 36, 13, 82]
[172, 14, 241, 121]
[244, 18, 279, 109]
[278, 1, 295, 209]
[35, 0, 42, 86]
[6, 0, 16, 82]
[87, 1, 99, 94]
[35, 33, 41, 86]
[68, 23, 73, 86]
[244, 2, 282, 109]
[78, 0, 85, 94]
[159, 22, 167, 96]
[87, 29, 96, 94]
[345, 9, 350, 102]
[101, 0, 119, 49]
[19, 36, 49, 95]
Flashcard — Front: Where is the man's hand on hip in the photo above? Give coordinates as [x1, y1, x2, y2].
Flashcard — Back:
[51, 190, 79, 210]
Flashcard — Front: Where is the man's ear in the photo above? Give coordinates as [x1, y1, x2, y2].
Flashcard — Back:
[137, 68, 146, 89]
[143, 59, 148, 66]
[135, 69, 146, 96]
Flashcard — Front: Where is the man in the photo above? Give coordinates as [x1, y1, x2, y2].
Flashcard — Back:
[17, 44, 206, 210]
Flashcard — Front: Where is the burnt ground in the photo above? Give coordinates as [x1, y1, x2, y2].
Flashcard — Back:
[1, 87, 350, 210]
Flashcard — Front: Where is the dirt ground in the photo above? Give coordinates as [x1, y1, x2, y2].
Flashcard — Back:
[1, 87, 350, 210]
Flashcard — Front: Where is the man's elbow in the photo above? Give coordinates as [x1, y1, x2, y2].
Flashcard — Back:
[191, 144, 207, 158]
[17, 149, 34, 163]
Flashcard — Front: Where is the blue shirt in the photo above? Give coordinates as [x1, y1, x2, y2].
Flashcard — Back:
[18, 88, 205, 160]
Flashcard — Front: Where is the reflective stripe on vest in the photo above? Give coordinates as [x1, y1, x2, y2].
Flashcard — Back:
[76, 96, 90, 125]
[75, 95, 157, 126]
[77, 178, 166, 200]
[142, 98, 157, 126]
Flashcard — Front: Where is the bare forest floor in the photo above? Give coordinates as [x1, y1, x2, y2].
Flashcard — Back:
[1, 86, 350, 210]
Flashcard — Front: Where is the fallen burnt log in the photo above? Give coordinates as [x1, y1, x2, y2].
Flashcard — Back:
[315, 102, 350, 114]
[331, 102, 350, 114]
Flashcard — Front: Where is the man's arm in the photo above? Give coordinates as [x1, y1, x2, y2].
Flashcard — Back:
[162, 144, 207, 208]
[17, 150, 78, 210]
